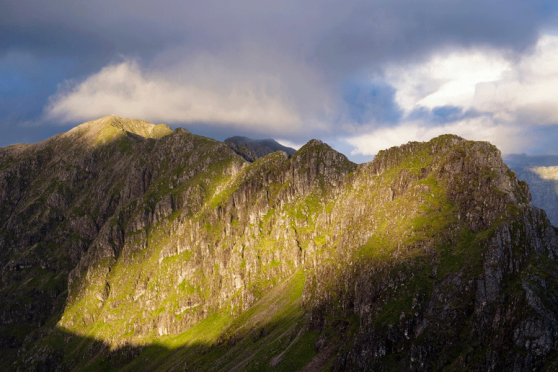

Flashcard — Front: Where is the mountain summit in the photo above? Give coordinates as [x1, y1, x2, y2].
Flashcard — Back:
[1, 118, 558, 371]
[66, 115, 173, 143]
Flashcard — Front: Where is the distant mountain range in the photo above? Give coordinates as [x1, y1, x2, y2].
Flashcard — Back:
[505, 154, 558, 226]
[224, 136, 296, 162]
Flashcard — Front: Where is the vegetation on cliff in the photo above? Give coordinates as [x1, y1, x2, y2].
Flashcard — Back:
[1, 116, 558, 371]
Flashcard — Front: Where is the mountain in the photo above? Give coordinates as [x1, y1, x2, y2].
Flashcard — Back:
[503, 154, 558, 226]
[509, 167, 558, 227]
[1, 116, 558, 371]
[224, 136, 296, 162]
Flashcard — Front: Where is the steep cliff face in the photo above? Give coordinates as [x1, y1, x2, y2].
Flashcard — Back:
[305, 138, 558, 371]
[1, 118, 558, 371]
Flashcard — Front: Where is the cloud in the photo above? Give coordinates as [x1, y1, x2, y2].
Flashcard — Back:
[275, 139, 304, 150]
[345, 117, 528, 156]
[341, 34, 558, 159]
[43, 28, 558, 159]
[2, 0, 546, 68]
[45, 51, 332, 134]
[384, 49, 510, 113]
[4, 0, 558, 156]
[383, 34, 558, 125]
[472, 34, 558, 124]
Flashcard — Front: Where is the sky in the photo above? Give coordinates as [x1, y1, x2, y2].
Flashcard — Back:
[2, 0, 558, 163]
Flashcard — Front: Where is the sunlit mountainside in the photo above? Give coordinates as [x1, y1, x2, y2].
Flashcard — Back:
[1, 116, 558, 371]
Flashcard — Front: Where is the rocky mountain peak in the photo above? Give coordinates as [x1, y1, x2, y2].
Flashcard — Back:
[290, 138, 356, 180]
[304, 138, 324, 147]
[65, 115, 173, 146]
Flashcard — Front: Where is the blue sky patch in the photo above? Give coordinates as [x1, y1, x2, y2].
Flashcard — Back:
[343, 81, 402, 125]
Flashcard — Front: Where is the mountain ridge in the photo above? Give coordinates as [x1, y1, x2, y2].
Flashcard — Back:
[1, 117, 558, 371]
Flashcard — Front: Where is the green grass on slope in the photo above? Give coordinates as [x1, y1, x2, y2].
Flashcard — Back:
[112, 270, 314, 372]
[319, 138, 520, 332]
[49, 271, 310, 371]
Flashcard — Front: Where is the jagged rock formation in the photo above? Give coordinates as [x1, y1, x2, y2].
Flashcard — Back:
[224, 136, 296, 162]
[1, 116, 558, 371]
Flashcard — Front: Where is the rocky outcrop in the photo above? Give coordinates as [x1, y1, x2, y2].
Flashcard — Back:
[303, 136, 558, 371]
[324, 205, 558, 372]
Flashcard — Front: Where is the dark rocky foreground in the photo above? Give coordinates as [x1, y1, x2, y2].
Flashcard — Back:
[1, 115, 558, 371]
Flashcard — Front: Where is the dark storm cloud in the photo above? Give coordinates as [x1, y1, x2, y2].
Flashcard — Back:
[313, 0, 544, 75]
[0, 1, 184, 65]
[1, 0, 551, 73]
[406, 106, 481, 125]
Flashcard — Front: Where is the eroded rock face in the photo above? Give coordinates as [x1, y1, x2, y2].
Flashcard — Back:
[324, 207, 558, 372]
[1, 122, 558, 371]
[303, 136, 558, 372]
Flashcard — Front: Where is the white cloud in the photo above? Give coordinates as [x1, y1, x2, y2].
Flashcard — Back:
[46, 49, 332, 135]
[472, 35, 558, 124]
[384, 34, 558, 126]
[385, 49, 510, 112]
[275, 139, 304, 150]
[346, 117, 528, 156]
[344, 34, 558, 158]
[46, 59, 299, 130]
[44, 31, 558, 157]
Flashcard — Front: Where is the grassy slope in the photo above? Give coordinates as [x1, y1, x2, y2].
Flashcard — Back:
[37, 270, 311, 372]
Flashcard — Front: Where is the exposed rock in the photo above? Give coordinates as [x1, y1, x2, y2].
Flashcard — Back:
[1, 121, 558, 371]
